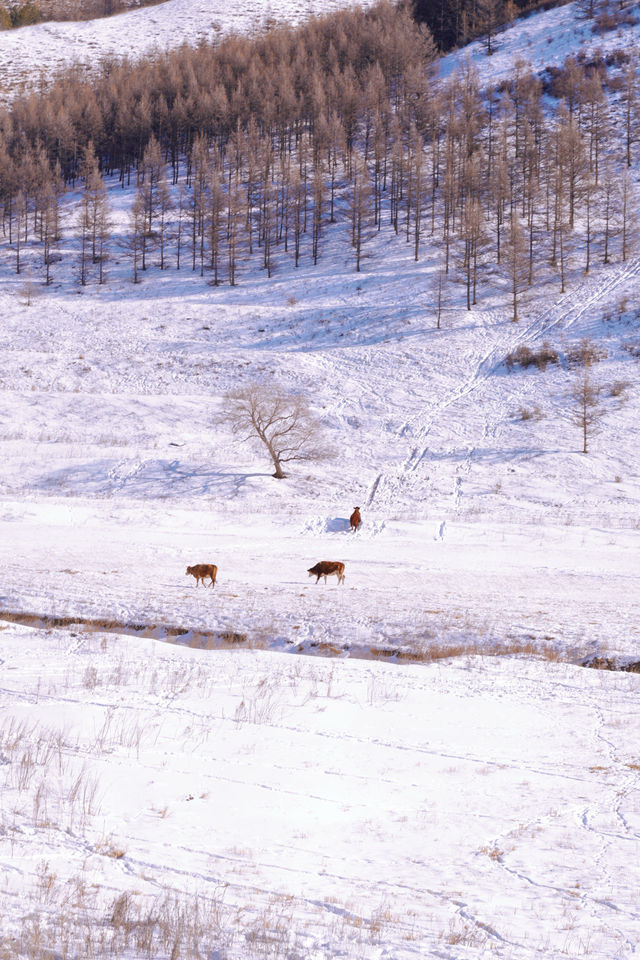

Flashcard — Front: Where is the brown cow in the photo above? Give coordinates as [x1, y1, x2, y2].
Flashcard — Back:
[308, 561, 345, 585]
[186, 564, 217, 588]
[350, 507, 361, 531]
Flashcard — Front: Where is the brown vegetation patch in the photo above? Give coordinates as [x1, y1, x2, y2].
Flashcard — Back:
[0, 609, 244, 650]
[220, 630, 249, 644]
[582, 656, 640, 673]
[567, 340, 608, 366]
[505, 343, 559, 371]
[1, 610, 628, 672]
[396, 639, 565, 663]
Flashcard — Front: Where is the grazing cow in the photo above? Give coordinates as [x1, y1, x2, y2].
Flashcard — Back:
[307, 561, 346, 585]
[186, 564, 218, 588]
[349, 507, 361, 531]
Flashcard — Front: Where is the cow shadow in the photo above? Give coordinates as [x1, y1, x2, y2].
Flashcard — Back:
[326, 517, 352, 533]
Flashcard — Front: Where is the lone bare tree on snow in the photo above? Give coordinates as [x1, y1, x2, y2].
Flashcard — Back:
[571, 365, 603, 454]
[226, 382, 329, 478]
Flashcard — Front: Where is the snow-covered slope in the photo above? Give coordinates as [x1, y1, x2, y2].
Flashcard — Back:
[0, 0, 376, 99]
[441, 0, 640, 86]
[0, 1, 639, 958]
[1, 187, 638, 661]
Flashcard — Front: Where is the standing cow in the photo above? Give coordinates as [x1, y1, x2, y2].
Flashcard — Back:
[186, 564, 218, 588]
[307, 561, 346, 585]
[350, 507, 361, 531]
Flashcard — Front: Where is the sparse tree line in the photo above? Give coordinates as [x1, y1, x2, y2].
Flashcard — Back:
[0, 1, 639, 306]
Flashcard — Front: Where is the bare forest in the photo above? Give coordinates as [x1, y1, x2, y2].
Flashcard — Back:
[1, 0, 639, 305]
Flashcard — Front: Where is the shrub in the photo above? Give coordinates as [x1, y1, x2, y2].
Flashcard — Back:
[518, 405, 543, 421]
[610, 380, 628, 397]
[594, 4, 638, 33]
[505, 342, 559, 371]
[567, 339, 607, 366]
[605, 48, 631, 67]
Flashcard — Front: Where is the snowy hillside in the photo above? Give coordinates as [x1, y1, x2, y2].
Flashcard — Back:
[0, 0, 639, 958]
[0, 0, 376, 100]
[440, 0, 640, 86]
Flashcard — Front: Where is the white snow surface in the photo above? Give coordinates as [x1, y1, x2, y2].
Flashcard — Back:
[1, 0, 640, 958]
[1, 625, 639, 958]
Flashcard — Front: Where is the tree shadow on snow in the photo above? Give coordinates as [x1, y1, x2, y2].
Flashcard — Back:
[427, 445, 553, 465]
[37, 459, 267, 498]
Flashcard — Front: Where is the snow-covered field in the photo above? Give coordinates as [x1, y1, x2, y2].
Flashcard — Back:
[2, 624, 639, 958]
[1, 1, 639, 957]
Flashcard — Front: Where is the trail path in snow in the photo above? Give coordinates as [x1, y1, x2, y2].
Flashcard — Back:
[366, 254, 640, 517]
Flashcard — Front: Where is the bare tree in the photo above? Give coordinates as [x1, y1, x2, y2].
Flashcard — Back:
[14, 190, 26, 275]
[311, 165, 324, 266]
[19, 267, 38, 306]
[571, 365, 603, 454]
[227, 175, 243, 286]
[79, 142, 108, 285]
[620, 168, 636, 262]
[129, 192, 145, 284]
[622, 56, 638, 168]
[600, 162, 617, 265]
[350, 149, 373, 272]
[431, 262, 446, 329]
[225, 382, 329, 479]
[577, 0, 601, 18]
[41, 185, 58, 285]
[502, 210, 528, 321]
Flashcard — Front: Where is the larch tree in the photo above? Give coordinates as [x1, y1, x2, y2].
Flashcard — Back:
[502, 210, 528, 321]
[311, 165, 324, 266]
[227, 174, 243, 286]
[14, 190, 26, 275]
[41, 184, 58, 285]
[621, 57, 638, 168]
[350, 149, 373, 272]
[619, 168, 636, 262]
[571, 365, 602, 454]
[600, 162, 617, 265]
[129, 191, 145, 284]
[79, 142, 109, 285]
[475, 0, 504, 55]
[431, 261, 447, 329]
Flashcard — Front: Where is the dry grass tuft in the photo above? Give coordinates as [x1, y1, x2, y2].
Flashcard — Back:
[394, 638, 564, 665]
[96, 836, 126, 859]
[479, 844, 504, 861]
